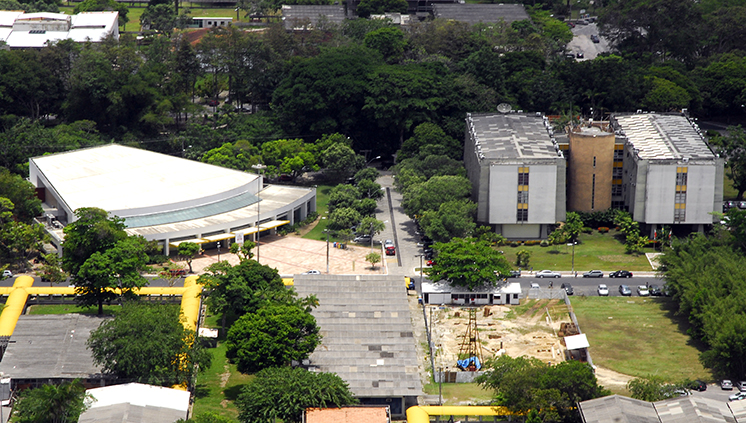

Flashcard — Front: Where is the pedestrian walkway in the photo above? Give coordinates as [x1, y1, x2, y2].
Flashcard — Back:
[178, 235, 387, 276]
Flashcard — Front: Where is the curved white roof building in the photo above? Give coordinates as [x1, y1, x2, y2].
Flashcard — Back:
[29, 144, 316, 254]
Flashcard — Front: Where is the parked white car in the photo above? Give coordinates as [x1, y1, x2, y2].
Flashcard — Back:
[303, 270, 321, 275]
[536, 270, 561, 278]
[730, 391, 746, 401]
[597, 284, 609, 296]
[637, 285, 650, 296]
[1, 270, 11, 279]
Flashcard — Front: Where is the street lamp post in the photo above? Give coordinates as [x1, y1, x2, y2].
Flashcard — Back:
[415, 254, 424, 291]
[251, 164, 267, 263]
[325, 229, 330, 274]
[366, 155, 381, 167]
[217, 241, 221, 262]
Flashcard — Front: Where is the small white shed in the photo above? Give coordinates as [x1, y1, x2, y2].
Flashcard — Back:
[421, 281, 521, 306]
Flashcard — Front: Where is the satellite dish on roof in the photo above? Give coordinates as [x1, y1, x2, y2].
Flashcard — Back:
[497, 103, 512, 114]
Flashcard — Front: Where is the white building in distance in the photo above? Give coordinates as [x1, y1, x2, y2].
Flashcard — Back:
[0, 11, 119, 48]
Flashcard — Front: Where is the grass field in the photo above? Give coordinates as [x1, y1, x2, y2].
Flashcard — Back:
[192, 342, 254, 419]
[500, 229, 653, 272]
[423, 382, 493, 405]
[302, 184, 360, 244]
[571, 296, 712, 382]
[27, 303, 120, 315]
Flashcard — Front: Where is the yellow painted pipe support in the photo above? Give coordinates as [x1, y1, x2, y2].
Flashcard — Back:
[0, 276, 35, 337]
[406, 406, 514, 423]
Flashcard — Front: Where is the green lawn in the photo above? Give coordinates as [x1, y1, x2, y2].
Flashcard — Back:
[193, 342, 254, 420]
[572, 296, 712, 382]
[501, 229, 653, 272]
[27, 303, 120, 315]
[302, 184, 355, 243]
[423, 382, 493, 405]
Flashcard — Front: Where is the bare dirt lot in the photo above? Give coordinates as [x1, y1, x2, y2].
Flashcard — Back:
[427, 299, 633, 393]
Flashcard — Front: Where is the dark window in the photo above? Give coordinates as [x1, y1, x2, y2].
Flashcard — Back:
[517, 209, 528, 222]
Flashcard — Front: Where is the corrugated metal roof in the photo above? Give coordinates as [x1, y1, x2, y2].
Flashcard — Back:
[614, 114, 715, 160]
[293, 275, 423, 398]
[433, 3, 529, 24]
[467, 113, 561, 160]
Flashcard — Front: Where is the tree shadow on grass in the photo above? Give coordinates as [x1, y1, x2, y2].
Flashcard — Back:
[224, 384, 248, 401]
[654, 297, 709, 352]
[194, 383, 210, 399]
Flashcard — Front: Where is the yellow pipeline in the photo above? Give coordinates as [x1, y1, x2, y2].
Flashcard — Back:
[406, 406, 514, 423]
[180, 276, 201, 332]
[0, 276, 35, 337]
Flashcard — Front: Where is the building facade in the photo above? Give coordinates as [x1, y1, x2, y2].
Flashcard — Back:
[612, 113, 724, 234]
[464, 113, 566, 239]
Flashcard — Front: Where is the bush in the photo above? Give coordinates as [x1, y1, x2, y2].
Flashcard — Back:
[524, 240, 541, 246]
[598, 227, 609, 233]
[582, 227, 593, 234]
[510, 241, 519, 247]
[540, 240, 549, 247]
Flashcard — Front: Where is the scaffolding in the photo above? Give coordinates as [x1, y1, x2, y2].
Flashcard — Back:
[456, 308, 483, 371]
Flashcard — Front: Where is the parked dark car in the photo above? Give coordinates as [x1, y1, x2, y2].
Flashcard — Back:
[692, 380, 707, 391]
[168, 268, 187, 277]
[561, 283, 574, 295]
[508, 270, 521, 278]
[724, 200, 736, 212]
[590, 34, 600, 43]
[609, 270, 633, 278]
[739, 201, 746, 210]
[649, 285, 662, 296]
[576, 52, 584, 59]
[206, 99, 219, 107]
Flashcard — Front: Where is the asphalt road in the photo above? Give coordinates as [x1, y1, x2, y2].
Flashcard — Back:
[516, 274, 664, 297]
[567, 22, 609, 61]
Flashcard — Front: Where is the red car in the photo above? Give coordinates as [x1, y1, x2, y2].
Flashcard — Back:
[386, 245, 396, 255]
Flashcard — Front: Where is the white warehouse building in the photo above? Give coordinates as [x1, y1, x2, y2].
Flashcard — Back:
[612, 113, 724, 234]
[29, 144, 316, 255]
[464, 113, 566, 239]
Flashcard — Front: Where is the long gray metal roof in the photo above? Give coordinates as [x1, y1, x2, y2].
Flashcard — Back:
[281, 5, 346, 30]
[433, 3, 529, 24]
[613, 114, 715, 160]
[292, 275, 423, 398]
[579, 394, 743, 423]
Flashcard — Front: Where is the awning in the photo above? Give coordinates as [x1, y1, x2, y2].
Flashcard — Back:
[169, 239, 208, 248]
[564, 333, 590, 350]
[201, 233, 237, 242]
[259, 220, 290, 230]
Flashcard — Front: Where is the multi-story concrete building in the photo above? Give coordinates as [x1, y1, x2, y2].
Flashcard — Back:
[612, 113, 724, 234]
[465, 112, 723, 239]
[464, 113, 566, 239]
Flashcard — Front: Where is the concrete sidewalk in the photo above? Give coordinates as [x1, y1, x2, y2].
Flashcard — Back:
[175, 234, 388, 276]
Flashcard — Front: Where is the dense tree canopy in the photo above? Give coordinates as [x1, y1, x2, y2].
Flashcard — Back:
[476, 355, 609, 423]
[226, 303, 321, 373]
[235, 366, 357, 423]
[426, 238, 511, 290]
[87, 303, 212, 386]
[10, 380, 90, 423]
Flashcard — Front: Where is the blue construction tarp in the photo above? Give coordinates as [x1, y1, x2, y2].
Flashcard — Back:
[457, 356, 481, 371]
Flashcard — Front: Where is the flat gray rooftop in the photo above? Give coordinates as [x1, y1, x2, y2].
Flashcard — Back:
[433, 3, 529, 24]
[78, 404, 185, 423]
[292, 275, 423, 398]
[614, 114, 715, 160]
[282, 5, 346, 29]
[467, 113, 560, 161]
[0, 314, 107, 379]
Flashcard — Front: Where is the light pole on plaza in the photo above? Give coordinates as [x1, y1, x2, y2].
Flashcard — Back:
[252, 163, 267, 263]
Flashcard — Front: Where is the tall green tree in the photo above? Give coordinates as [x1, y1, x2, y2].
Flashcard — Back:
[226, 303, 321, 374]
[76, 236, 151, 314]
[10, 380, 90, 423]
[476, 355, 609, 423]
[87, 303, 212, 387]
[419, 199, 477, 243]
[236, 367, 357, 423]
[425, 238, 510, 289]
[713, 126, 746, 200]
[62, 207, 127, 277]
[0, 197, 48, 271]
[401, 175, 472, 218]
[199, 258, 291, 330]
